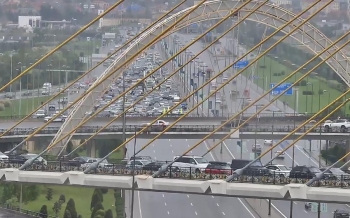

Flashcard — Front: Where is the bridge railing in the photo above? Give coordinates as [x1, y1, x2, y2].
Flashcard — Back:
[2, 125, 350, 136]
[1, 163, 349, 188]
[0, 204, 55, 218]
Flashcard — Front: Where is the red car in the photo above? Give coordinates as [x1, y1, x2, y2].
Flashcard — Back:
[205, 161, 232, 174]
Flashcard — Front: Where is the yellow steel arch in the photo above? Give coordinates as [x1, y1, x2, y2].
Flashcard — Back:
[48, 0, 349, 152]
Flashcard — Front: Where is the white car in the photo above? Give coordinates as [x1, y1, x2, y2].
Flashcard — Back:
[0, 152, 8, 162]
[266, 164, 290, 177]
[44, 115, 65, 122]
[264, 140, 273, 145]
[81, 158, 113, 168]
[274, 151, 285, 159]
[171, 155, 209, 173]
[33, 110, 46, 118]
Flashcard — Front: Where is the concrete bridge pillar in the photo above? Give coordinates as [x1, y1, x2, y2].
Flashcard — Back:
[344, 140, 350, 169]
[86, 140, 96, 158]
[25, 141, 35, 153]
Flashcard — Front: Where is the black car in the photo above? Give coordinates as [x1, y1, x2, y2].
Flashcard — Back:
[8, 155, 27, 164]
[231, 159, 270, 176]
[142, 161, 166, 171]
[334, 209, 350, 218]
[289, 166, 321, 179]
[320, 168, 350, 180]
[66, 156, 90, 167]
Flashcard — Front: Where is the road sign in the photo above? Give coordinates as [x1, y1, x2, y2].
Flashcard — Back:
[270, 83, 293, 96]
[310, 203, 327, 213]
[233, 60, 249, 69]
[103, 33, 116, 39]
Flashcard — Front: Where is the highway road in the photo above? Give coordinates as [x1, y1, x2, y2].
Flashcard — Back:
[141, 33, 345, 218]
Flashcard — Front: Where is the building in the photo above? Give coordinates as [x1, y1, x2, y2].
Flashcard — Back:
[301, 0, 340, 14]
[270, 0, 292, 6]
[18, 16, 41, 28]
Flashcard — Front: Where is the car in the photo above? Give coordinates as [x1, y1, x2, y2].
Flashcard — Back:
[142, 161, 166, 171]
[274, 151, 285, 159]
[44, 115, 65, 122]
[231, 159, 270, 176]
[323, 119, 350, 132]
[264, 140, 273, 145]
[130, 156, 153, 162]
[205, 161, 232, 174]
[333, 209, 350, 218]
[0, 152, 8, 162]
[266, 164, 290, 177]
[33, 109, 46, 118]
[126, 160, 151, 169]
[319, 167, 350, 180]
[171, 155, 209, 173]
[289, 166, 321, 179]
[81, 158, 112, 168]
[21, 153, 47, 166]
[65, 156, 90, 167]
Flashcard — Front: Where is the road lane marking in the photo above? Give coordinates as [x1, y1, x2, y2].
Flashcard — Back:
[304, 210, 308, 213]
[222, 142, 285, 218]
[187, 195, 190, 198]
[195, 211, 198, 215]
[162, 194, 165, 198]
[153, 150, 155, 153]
[138, 191, 143, 218]
[167, 211, 170, 215]
[222, 212, 226, 216]
[212, 196, 214, 198]
[294, 202, 297, 205]
[170, 144, 172, 147]
[165, 202, 167, 206]
[172, 150, 174, 153]
[186, 139, 188, 141]
[152, 144, 154, 147]
[191, 203, 193, 206]
[217, 203, 220, 207]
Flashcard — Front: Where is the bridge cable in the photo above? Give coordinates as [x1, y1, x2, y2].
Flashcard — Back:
[87, 0, 321, 175]
[72, 0, 321, 174]
[42, 0, 256, 158]
[10, 0, 198, 155]
[17, 0, 208, 170]
[65, 0, 266, 157]
[219, 44, 350, 181]
[6, 0, 187, 149]
[200, 30, 349, 175]
[0, 0, 124, 94]
[199, 13, 350, 159]
[149, 0, 331, 177]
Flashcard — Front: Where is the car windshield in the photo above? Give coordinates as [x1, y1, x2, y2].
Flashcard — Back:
[309, 167, 321, 173]
[195, 157, 208, 164]
[330, 168, 345, 174]
[251, 160, 263, 167]
[278, 166, 289, 171]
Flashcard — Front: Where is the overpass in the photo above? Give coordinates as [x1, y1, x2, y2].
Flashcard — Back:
[0, 113, 329, 128]
[0, 168, 349, 203]
[1, 125, 350, 142]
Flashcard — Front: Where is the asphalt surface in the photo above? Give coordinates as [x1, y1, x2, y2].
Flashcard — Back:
[123, 34, 346, 218]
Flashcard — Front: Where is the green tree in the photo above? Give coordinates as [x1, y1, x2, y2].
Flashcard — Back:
[104, 209, 113, 218]
[46, 188, 53, 201]
[65, 198, 78, 218]
[39, 205, 48, 218]
[94, 189, 103, 203]
[91, 202, 104, 218]
[90, 193, 101, 211]
[100, 188, 108, 194]
[52, 200, 63, 217]
[94, 209, 105, 218]
[66, 141, 74, 154]
[59, 194, 66, 203]
[64, 210, 72, 218]
[97, 139, 122, 157]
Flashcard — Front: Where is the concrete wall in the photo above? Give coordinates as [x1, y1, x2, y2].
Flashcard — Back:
[245, 198, 284, 218]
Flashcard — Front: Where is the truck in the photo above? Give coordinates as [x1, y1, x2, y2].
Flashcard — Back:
[323, 119, 350, 132]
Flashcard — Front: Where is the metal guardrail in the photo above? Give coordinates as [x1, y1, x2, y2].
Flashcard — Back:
[0, 125, 228, 136]
[0, 204, 55, 218]
[0, 113, 347, 122]
[2, 125, 350, 136]
[1, 163, 349, 188]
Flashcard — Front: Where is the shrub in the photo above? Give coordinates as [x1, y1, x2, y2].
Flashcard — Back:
[2, 100, 10, 107]
[0, 104, 4, 111]
[59, 194, 66, 203]
[46, 188, 53, 201]
[39, 205, 48, 218]
[100, 188, 108, 194]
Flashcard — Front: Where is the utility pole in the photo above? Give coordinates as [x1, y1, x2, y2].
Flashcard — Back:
[122, 71, 126, 218]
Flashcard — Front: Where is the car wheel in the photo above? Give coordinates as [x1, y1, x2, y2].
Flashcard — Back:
[195, 168, 201, 173]
[325, 125, 330, 132]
